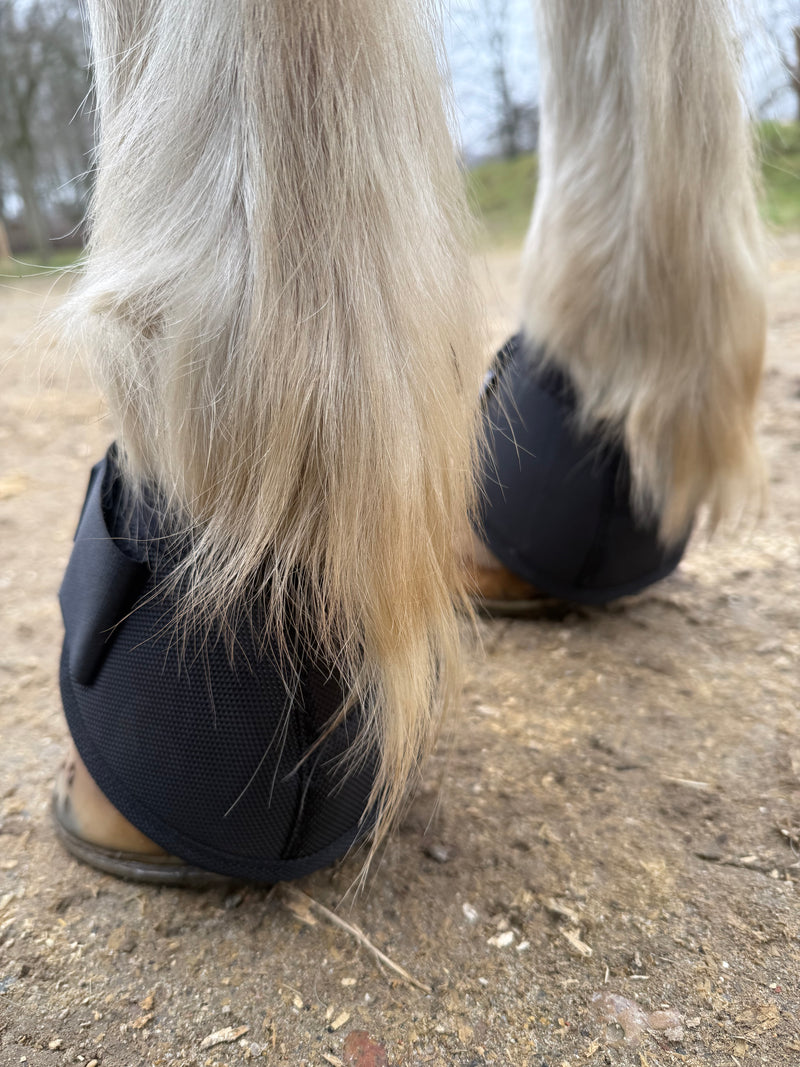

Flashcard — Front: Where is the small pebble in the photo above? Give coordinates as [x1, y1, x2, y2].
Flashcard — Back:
[423, 843, 450, 864]
[487, 931, 514, 948]
[107, 925, 138, 954]
[342, 1030, 389, 1067]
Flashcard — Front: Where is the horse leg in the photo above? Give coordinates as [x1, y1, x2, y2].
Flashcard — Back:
[56, 0, 485, 880]
[471, 0, 766, 610]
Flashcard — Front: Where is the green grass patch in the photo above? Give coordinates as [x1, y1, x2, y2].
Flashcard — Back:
[468, 123, 800, 247]
[0, 247, 83, 279]
[759, 121, 800, 230]
[466, 152, 537, 247]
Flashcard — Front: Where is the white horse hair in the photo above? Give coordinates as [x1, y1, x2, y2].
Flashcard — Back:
[522, 0, 766, 543]
[61, 0, 765, 859]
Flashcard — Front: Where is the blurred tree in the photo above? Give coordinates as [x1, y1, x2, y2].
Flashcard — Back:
[483, 0, 537, 157]
[0, 0, 92, 258]
[449, 0, 539, 160]
[753, 0, 800, 121]
[0, 170, 10, 259]
[788, 25, 800, 120]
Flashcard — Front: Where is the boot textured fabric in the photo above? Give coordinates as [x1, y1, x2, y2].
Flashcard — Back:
[476, 334, 690, 605]
[58, 447, 375, 882]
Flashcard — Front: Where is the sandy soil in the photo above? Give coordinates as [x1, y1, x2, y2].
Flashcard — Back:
[0, 240, 798, 1067]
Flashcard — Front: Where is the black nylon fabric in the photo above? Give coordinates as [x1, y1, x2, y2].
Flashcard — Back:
[59, 448, 375, 882]
[476, 334, 690, 603]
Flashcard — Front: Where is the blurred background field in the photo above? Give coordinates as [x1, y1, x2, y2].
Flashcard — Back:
[468, 122, 800, 249]
[761, 120, 800, 228]
[3, 130, 799, 279]
[1, 0, 799, 270]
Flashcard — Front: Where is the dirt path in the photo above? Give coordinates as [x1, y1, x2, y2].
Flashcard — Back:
[0, 243, 798, 1067]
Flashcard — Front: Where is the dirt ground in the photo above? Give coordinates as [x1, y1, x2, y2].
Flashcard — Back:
[0, 238, 798, 1067]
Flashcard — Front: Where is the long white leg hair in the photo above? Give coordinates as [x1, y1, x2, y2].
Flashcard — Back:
[61, 0, 485, 852]
[522, 0, 766, 542]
